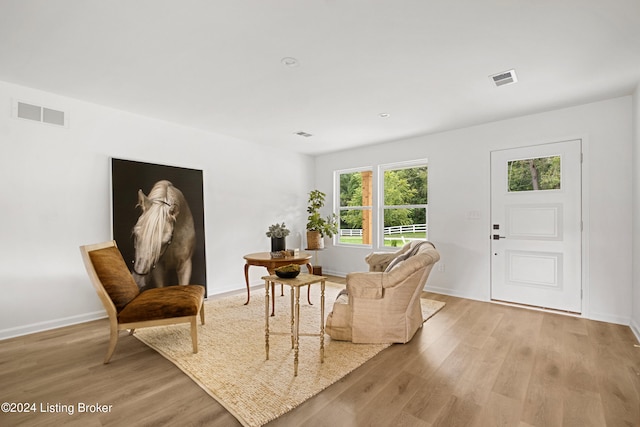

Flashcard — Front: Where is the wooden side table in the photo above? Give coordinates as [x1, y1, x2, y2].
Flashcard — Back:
[243, 252, 313, 313]
[263, 273, 326, 376]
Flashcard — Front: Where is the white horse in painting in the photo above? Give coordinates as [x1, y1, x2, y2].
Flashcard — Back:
[131, 180, 196, 290]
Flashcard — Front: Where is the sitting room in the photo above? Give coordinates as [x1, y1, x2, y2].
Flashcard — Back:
[1, 1, 639, 426]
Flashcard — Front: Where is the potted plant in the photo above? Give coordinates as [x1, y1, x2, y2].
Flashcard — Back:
[266, 222, 290, 252]
[306, 190, 338, 249]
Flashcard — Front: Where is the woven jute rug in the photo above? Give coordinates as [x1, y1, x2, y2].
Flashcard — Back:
[134, 282, 445, 427]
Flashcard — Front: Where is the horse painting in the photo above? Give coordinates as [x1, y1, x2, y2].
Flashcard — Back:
[131, 180, 196, 290]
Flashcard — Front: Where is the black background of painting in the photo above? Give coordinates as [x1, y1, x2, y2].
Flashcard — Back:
[111, 158, 207, 291]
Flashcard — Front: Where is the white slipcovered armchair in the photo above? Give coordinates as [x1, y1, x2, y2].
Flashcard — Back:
[325, 241, 439, 344]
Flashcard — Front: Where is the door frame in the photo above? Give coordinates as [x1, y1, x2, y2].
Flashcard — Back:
[489, 137, 590, 317]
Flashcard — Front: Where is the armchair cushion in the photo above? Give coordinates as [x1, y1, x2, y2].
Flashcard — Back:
[384, 241, 431, 272]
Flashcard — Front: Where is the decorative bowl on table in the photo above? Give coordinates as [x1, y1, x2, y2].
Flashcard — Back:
[275, 264, 300, 278]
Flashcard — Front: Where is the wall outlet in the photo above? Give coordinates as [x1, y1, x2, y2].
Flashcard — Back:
[437, 263, 445, 272]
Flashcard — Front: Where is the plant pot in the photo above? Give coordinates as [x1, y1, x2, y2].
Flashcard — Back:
[306, 230, 324, 250]
[271, 237, 286, 252]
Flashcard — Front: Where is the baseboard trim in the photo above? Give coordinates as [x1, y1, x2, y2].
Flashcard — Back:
[0, 310, 106, 341]
[586, 310, 631, 326]
[321, 269, 347, 278]
[423, 285, 486, 302]
[631, 318, 640, 343]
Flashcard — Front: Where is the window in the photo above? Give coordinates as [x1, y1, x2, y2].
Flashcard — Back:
[508, 155, 561, 192]
[335, 160, 428, 248]
[381, 162, 428, 247]
[337, 169, 373, 245]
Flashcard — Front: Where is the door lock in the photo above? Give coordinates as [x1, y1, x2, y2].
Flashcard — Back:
[492, 234, 506, 240]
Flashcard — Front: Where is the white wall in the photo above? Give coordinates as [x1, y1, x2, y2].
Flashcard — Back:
[316, 96, 634, 325]
[632, 84, 640, 340]
[0, 81, 314, 339]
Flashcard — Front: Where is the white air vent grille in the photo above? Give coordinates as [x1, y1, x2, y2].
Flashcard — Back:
[490, 69, 518, 87]
[15, 101, 67, 126]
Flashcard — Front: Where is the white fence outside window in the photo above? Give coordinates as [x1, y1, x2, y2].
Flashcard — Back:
[339, 224, 427, 237]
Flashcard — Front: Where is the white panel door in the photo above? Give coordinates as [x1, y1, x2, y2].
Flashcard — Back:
[490, 140, 582, 312]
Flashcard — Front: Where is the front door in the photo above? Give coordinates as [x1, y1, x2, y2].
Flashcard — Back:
[490, 140, 582, 313]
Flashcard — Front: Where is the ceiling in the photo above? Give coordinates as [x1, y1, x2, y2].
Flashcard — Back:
[1, 1, 639, 155]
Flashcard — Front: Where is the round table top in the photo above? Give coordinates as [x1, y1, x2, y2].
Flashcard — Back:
[243, 251, 312, 262]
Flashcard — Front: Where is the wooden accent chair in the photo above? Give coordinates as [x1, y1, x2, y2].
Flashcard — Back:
[80, 240, 205, 363]
[326, 241, 439, 344]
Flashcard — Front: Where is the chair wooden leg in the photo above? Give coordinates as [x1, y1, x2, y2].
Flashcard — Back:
[104, 327, 119, 364]
[190, 317, 198, 353]
[199, 302, 205, 325]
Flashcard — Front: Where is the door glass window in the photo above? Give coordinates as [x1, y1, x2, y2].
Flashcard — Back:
[508, 155, 561, 192]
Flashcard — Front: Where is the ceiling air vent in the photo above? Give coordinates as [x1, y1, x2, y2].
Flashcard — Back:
[490, 69, 518, 87]
[295, 131, 313, 138]
[15, 101, 67, 127]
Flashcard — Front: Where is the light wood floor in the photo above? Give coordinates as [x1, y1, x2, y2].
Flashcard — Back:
[1, 277, 639, 426]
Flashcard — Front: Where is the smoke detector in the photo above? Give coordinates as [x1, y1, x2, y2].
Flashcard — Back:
[490, 69, 518, 87]
[281, 57, 299, 67]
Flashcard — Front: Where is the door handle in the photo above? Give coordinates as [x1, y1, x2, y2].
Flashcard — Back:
[492, 234, 506, 240]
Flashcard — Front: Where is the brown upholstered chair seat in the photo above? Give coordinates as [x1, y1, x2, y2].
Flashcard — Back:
[118, 285, 205, 323]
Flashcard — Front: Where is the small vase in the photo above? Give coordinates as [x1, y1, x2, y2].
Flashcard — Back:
[271, 237, 286, 252]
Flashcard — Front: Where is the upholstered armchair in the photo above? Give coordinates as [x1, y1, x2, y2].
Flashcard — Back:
[80, 240, 205, 363]
[325, 241, 439, 344]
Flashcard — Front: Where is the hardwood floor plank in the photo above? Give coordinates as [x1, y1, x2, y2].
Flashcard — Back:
[562, 388, 607, 427]
[471, 392, 523, 427]
[452, 336, 510, 407]
[355, 370, 423, 426]
[592, 342, 640, 427]
[520, 374, 564, 426]
[561, 330, 599, 394]
[403, 342, 478, 424]
[431, 394, 482, 427]
[397, 411, 432, 426]
[491, 341, 536, 401]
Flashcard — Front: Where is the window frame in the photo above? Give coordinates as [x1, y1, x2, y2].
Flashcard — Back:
[378, 159, 429, 249]
[334, 159, 428, 250]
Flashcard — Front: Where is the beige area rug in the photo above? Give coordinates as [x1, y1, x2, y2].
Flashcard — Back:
[134, 282, 445, 427]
